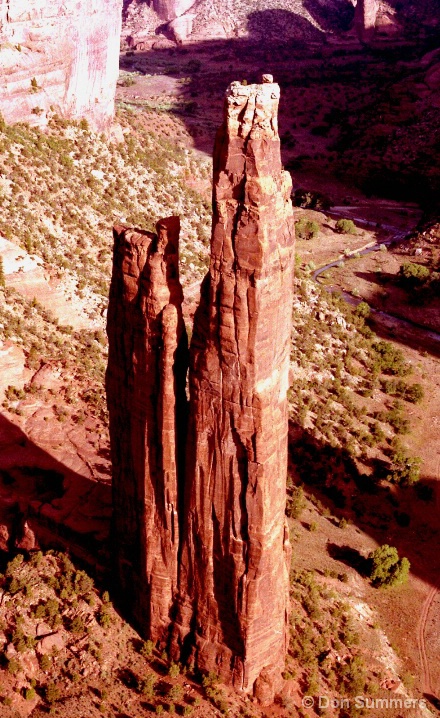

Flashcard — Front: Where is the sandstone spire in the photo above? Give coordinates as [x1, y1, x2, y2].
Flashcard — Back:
[173, 76, 295, 701]
[107, 77, 295, 702]
[106, 217, 188, 643]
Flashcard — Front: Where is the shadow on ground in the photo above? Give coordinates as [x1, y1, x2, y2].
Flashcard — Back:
[288, 420, 440, 590]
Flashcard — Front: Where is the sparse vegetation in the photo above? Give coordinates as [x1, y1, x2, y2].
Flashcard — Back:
[295, 217, 320, 240]
[335, 218, 356, 234]
[368, 545, 410, 588]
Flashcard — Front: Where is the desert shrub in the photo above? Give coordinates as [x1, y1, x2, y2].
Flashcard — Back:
[0, 257, 5, 288]
[40, 654, 51, 671]
[295, 218, 320, 241]
[371, 341, 410, 376]
[293, 188, 331, 210]
[140, 639, 154, 659]
[354, 301, 370, 319]
[368, 544, 410, 587]
[381, 379, 424, 404]
[388, 446, 421, 486]
[138, 673, 156, 698]
[97, 606, 111, 629]
[286, 485, 306, 519]
[69, 615, 86, 634]
[335, 218, 356, 234]
[168, 661, 180, 678]
[45, 683, 60, 704]
[399, 262, 430, 288]
[167, 684, 183, 702]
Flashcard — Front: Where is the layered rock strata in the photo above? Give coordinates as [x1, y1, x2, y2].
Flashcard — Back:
[107, 77, 295, 700]
[0, 0, 122, 129]
[106, 217, 188, 642]
[173, 77, 295, 700]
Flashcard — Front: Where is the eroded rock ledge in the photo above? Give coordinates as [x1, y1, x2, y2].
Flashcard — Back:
[106, 77, 295, 702]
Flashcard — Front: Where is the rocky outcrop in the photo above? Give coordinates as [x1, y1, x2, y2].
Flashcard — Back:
[152, 0, 196, 21]
[0, 0, 122, 129]
[171, 76, 294, 701]
[107, 77, 294, 700]
[353, 0, 379, 41]
[106, 218, 188, 643]
[353, 0, 401, 42]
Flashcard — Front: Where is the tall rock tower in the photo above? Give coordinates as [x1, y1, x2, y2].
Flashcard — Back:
[107, 76, 295, 703]
[173, 76, 295, 701]
[106, 218, 188, 643]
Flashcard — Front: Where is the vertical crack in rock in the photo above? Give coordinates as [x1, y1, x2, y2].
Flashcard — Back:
[106, 217, 188, 644]
[172, 76, 295, 702]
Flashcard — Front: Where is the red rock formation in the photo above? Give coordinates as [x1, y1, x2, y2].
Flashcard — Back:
[106, 217, 188, 643]
[0, 0, 122, 129]
[353, 0, 380, 41]
[107, 77, 294, 700]
[152, 0, 196, 21]
[353, 0, 401, 42]
[172, 76, 295, 701]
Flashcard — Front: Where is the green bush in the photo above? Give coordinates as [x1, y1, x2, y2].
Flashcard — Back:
[295, 218, 320, 241]
[45, 683, 60, 704]
[286, 485, 306, 519]
[368, 545, 410, 587]
[399, 262, 430, 288]
[138, 673, 156, 698]
[335, 218, 356, 234]
[140, 639, 154, 658]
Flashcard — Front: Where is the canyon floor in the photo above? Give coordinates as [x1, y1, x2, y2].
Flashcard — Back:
[0, 25, 439, 718]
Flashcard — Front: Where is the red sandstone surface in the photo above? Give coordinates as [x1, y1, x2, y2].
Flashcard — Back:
[107, 77, 295, 701]
[174, 77, 295, 701]
[106, 218, 188, 643]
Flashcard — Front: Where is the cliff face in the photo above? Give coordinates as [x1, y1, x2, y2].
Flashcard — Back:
[107, 78, 295, 701]
[106, 218, 188, 643]
[0, 0, 122, 129]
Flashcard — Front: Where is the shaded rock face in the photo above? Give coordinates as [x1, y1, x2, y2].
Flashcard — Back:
[0, 0, 122, 130]
[173, 78, 294, 700]
[106, 218, 188, 643]
[107, 79, 294, 700]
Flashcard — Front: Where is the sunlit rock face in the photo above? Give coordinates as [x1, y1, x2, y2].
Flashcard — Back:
[0, 0, 122, 129]
[107, 77, 295, 704]
[172, 77, 295, 703]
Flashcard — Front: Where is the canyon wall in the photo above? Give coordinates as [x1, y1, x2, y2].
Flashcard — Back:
[0, 0, 122, 129]
[107, 77, 295, 701]
[106, 218, 188, 643]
